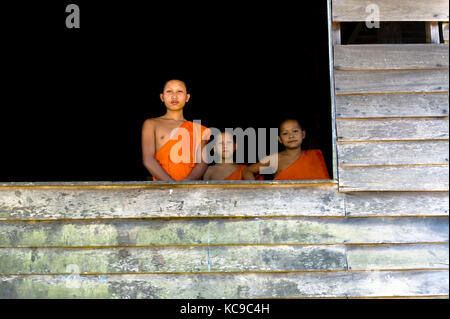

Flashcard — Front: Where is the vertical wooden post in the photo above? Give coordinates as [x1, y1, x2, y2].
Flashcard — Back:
[426, 22, 440, 44]
[442, 22, 449, 44]
[332, 22, 341, 45]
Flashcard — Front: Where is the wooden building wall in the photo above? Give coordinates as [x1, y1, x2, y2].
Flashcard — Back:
[331, 0, 449, 298]
[0, 0, 448, 298]
[0, 182, 448, 298]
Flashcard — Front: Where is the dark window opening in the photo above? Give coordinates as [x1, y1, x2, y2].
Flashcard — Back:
[1, 1, 333, 182]
[340, 22, 436, 44]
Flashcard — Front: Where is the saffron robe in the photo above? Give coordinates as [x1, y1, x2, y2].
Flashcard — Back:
[273, 149, 329, 180]
[224, 165, 247, 181]
[153, 121, 210, 181]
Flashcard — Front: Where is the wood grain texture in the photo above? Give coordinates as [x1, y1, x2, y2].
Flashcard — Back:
[336, 118, 449, 141]
[338, 165, 449, 191]
[337, 140, 449, 166]
[0, 185, 344, 220]
[335, 93, 449, 118]
[426, 22, 441, 44]
[0, 217, 447, 247]
[334, 69, 449, 94]
[333, 22, 341, 45]
[0, 245, 348, 274]
[334, 44, 449, 70]
[332, 0, 449, 22]
[443, 23, 449, 43]
[0, 270, 447, 298]
[345, 192, 449, 216]
[347, 244, 449, 270]
[2, 244, 446, 275]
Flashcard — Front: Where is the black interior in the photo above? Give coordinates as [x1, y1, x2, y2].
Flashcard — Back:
[1, 1, 332, 181]
[340, 22, 430, 44]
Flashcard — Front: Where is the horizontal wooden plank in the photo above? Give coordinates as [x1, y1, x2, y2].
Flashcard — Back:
[1, 270, 447, 298]
[334, 70, 448, 94]
[345, 192, 449, 216]
[334, 44, 449, 70]
[0, 185, 344, 220]
[339, 165, 449, 191]
[0, 217, 447, 247]
[336, 118, 449, 141]
[0, 245, 348, 274]
[2, 244, 446, 275]
[332, 0, 449, 21]
[0, 180, 335, 187]
[347, 244, 449, 270]
[338, 141, 449, 166]
[335, 93, 449, 118]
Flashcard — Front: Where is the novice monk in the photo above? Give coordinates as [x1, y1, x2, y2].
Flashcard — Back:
[142, 79, 210, 181]
[243, 119, 330, 180]
[203, 131, 247, 180]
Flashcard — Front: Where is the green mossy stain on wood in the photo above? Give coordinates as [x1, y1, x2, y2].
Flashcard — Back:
[1, 270, 448, 298]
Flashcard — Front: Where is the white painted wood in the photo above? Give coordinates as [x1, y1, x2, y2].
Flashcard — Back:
[335, 93, 449, 118]
[336, 118, 449, 141]
[0, 185, 344, 220]
[338, 141, 449, 166]
[0, 217, 447, 247]
[332, 0, 449, 22]
[334, 44, 449, 70]
[345, 192, 449, 216]
[335, 69, 448, 94]
[339, 165, 449, 191]
[347, 244, 449, 270]
[1, 270, 447, 298]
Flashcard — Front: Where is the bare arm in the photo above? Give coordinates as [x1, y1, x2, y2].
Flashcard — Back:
[203, 166, 213, 180]
[141, 119, 174, 181]
[184, 140, 209, 180]
[243, 162, 265, 180]
[243, 157, 272, 180]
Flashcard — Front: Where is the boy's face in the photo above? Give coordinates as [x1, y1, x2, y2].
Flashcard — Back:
[215, 132, 237, 161]
[160, 80, 190, 111]
[278, 120, 306, 149]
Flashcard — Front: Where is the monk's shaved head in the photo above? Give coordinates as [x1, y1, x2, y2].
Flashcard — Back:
[163, 79, 188, 92]
[279, 118, 304, 133]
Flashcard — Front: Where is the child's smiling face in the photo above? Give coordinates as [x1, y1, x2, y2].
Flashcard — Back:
[278, 120, 305, 149]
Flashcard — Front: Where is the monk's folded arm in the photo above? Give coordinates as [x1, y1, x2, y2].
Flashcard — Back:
[141, 119, 174, 181]
[184, 162, 209, 180]
[143, 157, 174, 181]
[242, 165, 257, 180]
[185, 140, 209, 180]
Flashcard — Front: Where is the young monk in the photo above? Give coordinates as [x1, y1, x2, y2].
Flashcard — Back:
[243, 119, 330, 180]
[203, 131, 247, 180]
[141, 79, 210, 181]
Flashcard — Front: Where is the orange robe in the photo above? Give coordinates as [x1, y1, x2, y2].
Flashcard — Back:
[274, 149, 329, 180]
[153, 121, 210, 181]
[225, 165, 263, 181]
[224, 165, 247, 180]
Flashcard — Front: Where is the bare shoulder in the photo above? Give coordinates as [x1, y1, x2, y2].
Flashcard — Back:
[142, 118, 157, 128]
[143, 117, 169, 131]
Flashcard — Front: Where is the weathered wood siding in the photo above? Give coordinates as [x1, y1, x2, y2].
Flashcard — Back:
[334, 44, 449, 192]
[0, 184, 448, 298]
[0, 0, 449, 299]
[332, 0, 449, 22]
[329, 0, 449, 299]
